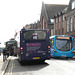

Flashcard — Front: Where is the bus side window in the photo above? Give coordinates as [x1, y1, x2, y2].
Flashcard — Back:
[50, 39, 54, 49]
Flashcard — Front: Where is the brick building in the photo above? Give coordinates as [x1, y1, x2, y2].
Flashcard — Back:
[54, 7, 67, 35]
[54, 0, 75, 49]
[65, 0, 75, 36]
[40, 2, 67, 36]
[65, 0, 75, 49]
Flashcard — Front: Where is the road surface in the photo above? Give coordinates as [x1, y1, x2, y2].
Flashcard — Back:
[4, 57, 75, 75]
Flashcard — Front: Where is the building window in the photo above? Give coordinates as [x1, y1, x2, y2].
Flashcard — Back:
[51, 29, 54, 36]
[62, 28, 64, 35]
[62, 22, 64, 28]
[55, 30, 57, 35]
[58, 16, 61, 22]
[72, 1, 75, 9]
[66, 19, 69, 32]
[56, 24, 57, 30]
[56, 18, 58, 23]
[55, 18, 56, 24]
[43, 17, 45, 29]
[62, 22, 64, 35]
[62, 15, 64, 21]
[59, 29, 60, 35]
[74, 16, 75, 30]
[50, 19, 54, 23]
[70, 17, 72, 31]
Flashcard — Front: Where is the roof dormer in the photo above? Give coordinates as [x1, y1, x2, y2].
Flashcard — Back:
[72, 0, 75, 9]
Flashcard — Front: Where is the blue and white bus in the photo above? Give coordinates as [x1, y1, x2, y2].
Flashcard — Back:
[15, 29, 51, 63]
[50, 35, 74, 58]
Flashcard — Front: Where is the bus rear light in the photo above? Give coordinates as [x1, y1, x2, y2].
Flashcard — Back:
[48, 46, 50, 50]
[47, 30, 49, 33]
[48, 46, 50, 48]
[21, 52, 23, 54]
[21, 31, 22, 34]
[48, 49, 50, 50]
[21, 50, 23, 52]
[22, 57, 24, 59]
[8, 44, 9, 46]
[20, 47, 23, 50]
[48, 56, 50, 58]
[14, 44, 16, 46]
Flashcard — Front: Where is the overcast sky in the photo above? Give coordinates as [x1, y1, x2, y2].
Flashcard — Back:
[0, 0, 70, 47]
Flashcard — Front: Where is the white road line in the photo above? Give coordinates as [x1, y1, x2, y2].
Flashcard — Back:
[10, 57, 14, 75]
[1, 56, 12, 75]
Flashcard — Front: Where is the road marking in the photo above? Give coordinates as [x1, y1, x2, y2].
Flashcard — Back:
[10, 57, 14, 75]
[7, 57, 14, 75]
[1, 56, 12, 75]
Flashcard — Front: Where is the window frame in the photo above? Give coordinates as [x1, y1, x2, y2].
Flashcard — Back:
[72, 1, 75, 9]
[66, 19, 69, 32]
[74, 16, 75, 30]
[70, 17, 73, 31]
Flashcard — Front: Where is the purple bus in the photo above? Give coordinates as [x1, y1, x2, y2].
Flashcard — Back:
[15, 29, 51, 63]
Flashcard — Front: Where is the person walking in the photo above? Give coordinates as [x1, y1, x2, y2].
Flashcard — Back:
[3, 48, 7, 62]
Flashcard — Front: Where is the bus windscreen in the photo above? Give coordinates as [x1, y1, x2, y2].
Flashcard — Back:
[7, 41, 15, 44]
[56, 36, 73, 51]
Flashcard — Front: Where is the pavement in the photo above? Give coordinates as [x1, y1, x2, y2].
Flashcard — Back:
[0, 53, 10, 75]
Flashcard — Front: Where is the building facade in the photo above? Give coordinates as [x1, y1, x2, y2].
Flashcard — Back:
[54, 0, 75, 50]
[65, 0, 75, 49]
[54, 8, 67, 35]
[40, 2, 67, 36]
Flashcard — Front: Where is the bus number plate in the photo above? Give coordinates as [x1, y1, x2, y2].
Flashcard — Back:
[62, 54, 66, 57]
[33, 57, 40, 59]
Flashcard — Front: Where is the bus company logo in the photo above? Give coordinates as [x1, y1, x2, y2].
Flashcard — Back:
[26, 43, 41, 47]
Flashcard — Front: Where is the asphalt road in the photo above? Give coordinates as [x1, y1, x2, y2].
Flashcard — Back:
[5, 57, 75, 75]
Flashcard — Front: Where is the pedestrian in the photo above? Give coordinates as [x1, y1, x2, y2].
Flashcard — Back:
[3, 48, 7, 62]
[7, 49, 9, 58]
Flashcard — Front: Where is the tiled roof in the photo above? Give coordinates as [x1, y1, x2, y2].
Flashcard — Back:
[45, 4, 67, 19]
